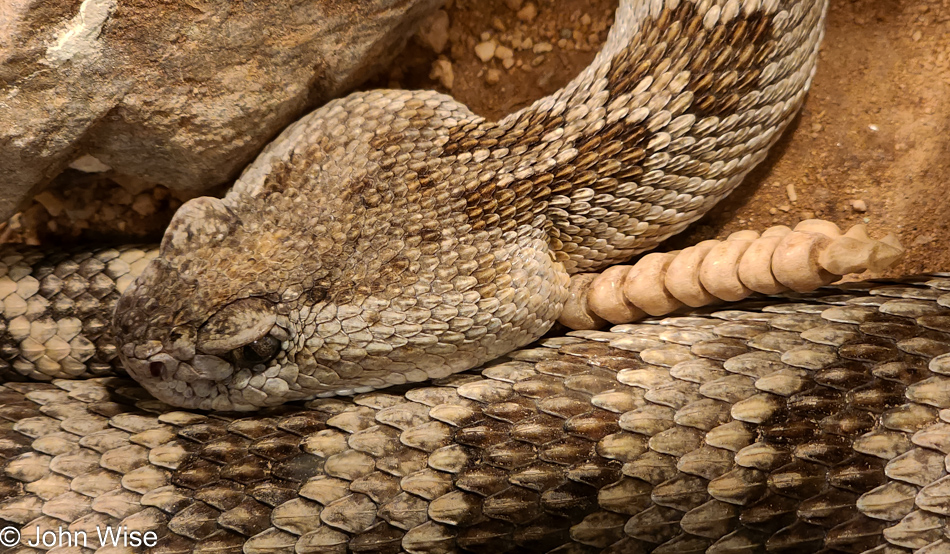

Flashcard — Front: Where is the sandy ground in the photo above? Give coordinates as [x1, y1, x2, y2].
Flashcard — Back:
[9, 0, 950, 278]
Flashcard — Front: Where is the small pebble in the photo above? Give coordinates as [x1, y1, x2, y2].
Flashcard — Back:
[517, 2, 538, 22]
[99, 204, 117, 222]
[502, 58, 515, 69]
[430, 59, 454, 89]
[474, 41, 496, 62]
[153, 186, 170, 200]
[132, 193, 157, 216]
[33, 192, 65, 218]
[485, 68, 501, 85]
[778, 204, 791, 212]
[495, 45, 514, 60]
[786, 183, 798, 202]
[851, 199, 867, 212]
[504, 0, 523, 10]
[533, 41, 553, 53]
[114, 189, 133, 205]
[416, 9, 449, 53]
[68, 154, 112, 173]
[580, 13, 592, 26]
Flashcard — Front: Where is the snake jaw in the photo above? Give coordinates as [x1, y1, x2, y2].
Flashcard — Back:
[115, 269, 302, 410]
[119, 340, 304, 412]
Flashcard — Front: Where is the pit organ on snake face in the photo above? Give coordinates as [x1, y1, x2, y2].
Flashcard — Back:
[114, 0, 829, 410]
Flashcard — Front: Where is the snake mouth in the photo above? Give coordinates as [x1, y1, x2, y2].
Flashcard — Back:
[121, 351, 238, 410]
[121, 344, 318, 411]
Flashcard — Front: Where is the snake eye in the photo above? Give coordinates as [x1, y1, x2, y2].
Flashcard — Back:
[231, 335, 281, 368]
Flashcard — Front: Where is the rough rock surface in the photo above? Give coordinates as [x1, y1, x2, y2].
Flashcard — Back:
[0, 0, 443, 222]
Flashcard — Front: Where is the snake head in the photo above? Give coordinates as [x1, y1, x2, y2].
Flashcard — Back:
[112, 99, 572, 411]
[114, 196, 312, 411]
[114, 188, 568, 411]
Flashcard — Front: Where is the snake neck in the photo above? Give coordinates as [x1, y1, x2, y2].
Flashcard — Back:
[442, 0, 827, 274]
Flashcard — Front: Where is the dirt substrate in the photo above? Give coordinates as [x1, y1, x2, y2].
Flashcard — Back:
[10, 0, 950, 278]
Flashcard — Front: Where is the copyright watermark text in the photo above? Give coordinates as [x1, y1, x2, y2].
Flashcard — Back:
[0, 525, 157, 548]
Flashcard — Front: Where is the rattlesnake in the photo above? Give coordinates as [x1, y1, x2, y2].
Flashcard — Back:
[7, 1, 950, 553]
[112, 0, 827, 411]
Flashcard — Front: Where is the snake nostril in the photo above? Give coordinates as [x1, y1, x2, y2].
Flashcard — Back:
[149, 361, 165, 377]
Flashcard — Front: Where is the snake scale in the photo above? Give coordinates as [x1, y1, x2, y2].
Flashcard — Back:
[3, 0, 950, 552]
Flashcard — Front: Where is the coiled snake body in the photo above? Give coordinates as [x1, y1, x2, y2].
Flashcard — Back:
[6, 1, 950, 553]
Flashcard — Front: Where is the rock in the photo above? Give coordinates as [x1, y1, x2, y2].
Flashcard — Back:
[475, 41, 497, 62]
[430, 59, 455, 89]
[517, 3, 538, 22]
[786, 183, 798, 202]
[68, 155, 111, 173]
[485, 69, 502, 85]
[851, 199, 868, 212]
[33, 192, 65, 218]
[131, 193, 156, 217]
[416, 9, 450, 54]
[1, 0, 443, 222]
[533, 41, 553, 54]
